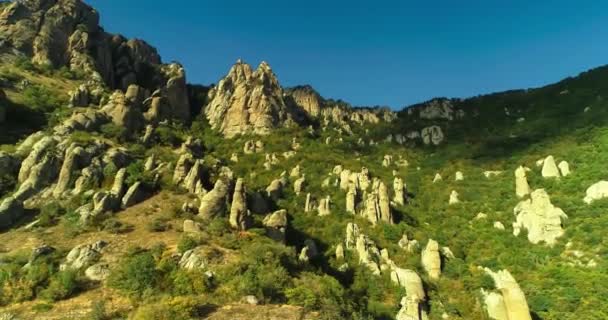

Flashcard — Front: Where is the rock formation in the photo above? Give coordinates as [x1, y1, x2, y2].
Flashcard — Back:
[514, 166, 531, 198]
[513, 189, 567, 245]
[61, 241, 108, 271]
[449, 190, 460, 205]
[541, 155, 560, 178]
[558, 161, 571, 177]
[421, 126, 444, 145]
[481, 268, 532, 320]
[318, 196, 331, 216]
[583, 181, 608, 204]
[394, 269, 427, 320]
[199, 179, 230, 219]
[204, 60, 294, 137]
[229, 178, 252, 230]
[362, 180, 393, 224]
[263, 209, 288, 242]
[421, 239, 441, 279]
[393, 177, 406, 206]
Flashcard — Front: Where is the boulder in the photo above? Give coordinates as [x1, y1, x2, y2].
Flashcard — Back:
[263, 209, 288, 242]
[229, 178, 252, 230]
[110, 168, 127, 198]
[0, 197, 24, 230]
[266, 178, 284, 201]
[85, 263, 111, 281]
[541, 155, 560, 178]
[558, 161, 571, 177]
[179, 249, 208, 270]
[183, 219, 203, 233]
[433, 173, 442, 183]
[421, 239, 441, 280]
[514, 166, 531, 198]
[61, 241, 108, 271]
[449, 190, 460, 205]
[513, 189, 567, 246]
[199, 179, 230, 219]
[298, 239, 319, 262]
[455, 171, 464, 181]
[583, 181, 608, 204]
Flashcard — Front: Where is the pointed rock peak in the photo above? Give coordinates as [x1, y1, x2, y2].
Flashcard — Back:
[226, 60, 253, 83]
[257, 61, 272, 72]
[254, 61, 280, 87]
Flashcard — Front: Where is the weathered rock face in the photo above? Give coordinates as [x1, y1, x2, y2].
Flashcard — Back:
[481, 269, 532, 320]
[514, 166, 531, 198]
[583, 181, 608, 204]
[0, 197, 24, 230]
[204, 60, 294, 137]
[53, 144, 88, 197]
[541, 155, 560, 178]
[421, 239, 441, 280]
[199, 179, 230, 219]
[513, 189, 567, 246]
[229, 178, 252, 230]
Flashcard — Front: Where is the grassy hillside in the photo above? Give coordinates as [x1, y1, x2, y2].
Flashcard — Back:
[1, 60, 607, 320]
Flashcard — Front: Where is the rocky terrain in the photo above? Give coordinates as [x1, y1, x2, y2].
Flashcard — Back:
[0, 1, 607, 320]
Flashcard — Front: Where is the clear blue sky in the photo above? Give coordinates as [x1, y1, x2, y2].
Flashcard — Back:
[87, 0, 608, 109]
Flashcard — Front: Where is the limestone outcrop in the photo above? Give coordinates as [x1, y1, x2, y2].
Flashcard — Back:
[513, 189, 567, 245]
[362, 180, 392, 225]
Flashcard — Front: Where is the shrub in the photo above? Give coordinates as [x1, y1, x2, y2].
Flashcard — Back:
[286, 273, 346, 317]
[39, 270, 79, 301]
[147, 217, 170, 232]
[108, 250, 159, 298]
[100, 123, 127, 142]
[177, 235, 198, 254]
[102, 218, 133, 234]
[37, 201, 66, 227]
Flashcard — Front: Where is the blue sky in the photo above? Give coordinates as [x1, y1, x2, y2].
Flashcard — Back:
[87, 0, 608, 109]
